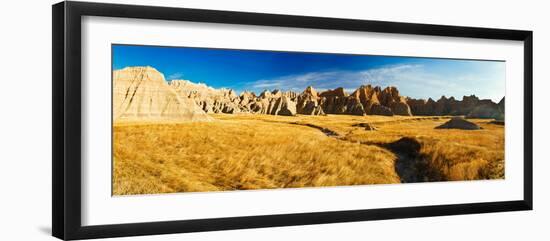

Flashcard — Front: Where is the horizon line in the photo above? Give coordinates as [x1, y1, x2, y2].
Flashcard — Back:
[113, 66, 504, 102]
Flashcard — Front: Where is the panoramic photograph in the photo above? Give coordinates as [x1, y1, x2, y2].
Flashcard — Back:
[112, 44, 505, 195]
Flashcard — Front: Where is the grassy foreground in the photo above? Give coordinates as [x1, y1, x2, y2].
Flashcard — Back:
[113, 114, 504, 195]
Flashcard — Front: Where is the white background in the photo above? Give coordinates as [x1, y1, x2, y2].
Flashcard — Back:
[82, 15, 524, 226]
[0, 0, 547, 240]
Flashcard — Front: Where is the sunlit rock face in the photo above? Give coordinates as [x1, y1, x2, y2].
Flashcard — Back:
[169, 79, 242, 114]
[114, 67, 503, 120]
[113, 66, 212, 122]
[312, 85, 413, 116]
[407, 94, 504, 120]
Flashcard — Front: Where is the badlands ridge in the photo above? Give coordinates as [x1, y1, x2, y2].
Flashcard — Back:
[113, 66, 505, 122]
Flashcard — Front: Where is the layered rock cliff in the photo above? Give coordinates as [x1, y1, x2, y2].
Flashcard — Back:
[296, 85, 412, 116]
[113, 67, 212, 122]
[169, 80, 243, 114]
[296, 86, 325, 115]
[114, 67, 504, 120]
[168, 80, 297, 116]
[407, 95, 504, 120]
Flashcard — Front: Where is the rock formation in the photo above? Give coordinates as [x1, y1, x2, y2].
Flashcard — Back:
[113, 66, 212, 122]
[314, 85, 412, 116]
[435, 117, 481, 130]
[169, 80, 298, 116]
[407, 95, 504, 120]
[319, 87, 366, 115]
[169, 80, 242, 114]
[466, 102, 504, 120]
[296, 86, 325, 115]
[406, 98, 437, 116]
[250, 90, 297, 116]
[498, 97, 505, 115]
[268, 95, 297, 116]
[114, 67, 505, 120]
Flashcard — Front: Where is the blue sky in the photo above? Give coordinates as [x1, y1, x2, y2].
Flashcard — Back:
[113, 44, 505, 102]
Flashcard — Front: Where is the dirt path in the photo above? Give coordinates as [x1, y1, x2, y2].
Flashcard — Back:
[289, 122, 341, 137]
[283, 121, 424, 183]
[380, 137, 423, 183]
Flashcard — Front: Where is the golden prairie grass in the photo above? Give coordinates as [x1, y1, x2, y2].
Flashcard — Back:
[113, 115, 400, 195]
[327, 116, 504, 181]
[113, 114, 504, 195]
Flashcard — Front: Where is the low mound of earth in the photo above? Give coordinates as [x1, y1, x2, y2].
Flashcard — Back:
[435, 117, 481, 130]
[352, 122, 378, 131]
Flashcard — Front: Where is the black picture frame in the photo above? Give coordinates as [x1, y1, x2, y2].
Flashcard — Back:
[52, 1, 533, 240]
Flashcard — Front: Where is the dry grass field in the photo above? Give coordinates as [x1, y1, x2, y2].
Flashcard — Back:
[113, 114, 504, 195]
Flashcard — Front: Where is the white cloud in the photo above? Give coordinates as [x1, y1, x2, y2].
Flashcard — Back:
[167, 72, 184, 80]
[246, 64, 425, 93]
[245, 64, 504, 102]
